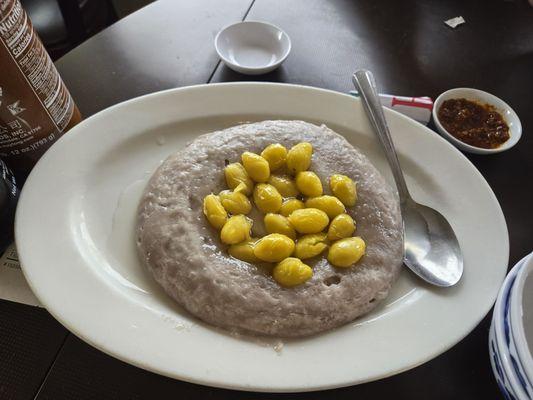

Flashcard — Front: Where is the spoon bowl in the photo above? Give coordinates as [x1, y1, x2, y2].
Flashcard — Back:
[403, 200, 463, 286]
[353, 70, 463, 287]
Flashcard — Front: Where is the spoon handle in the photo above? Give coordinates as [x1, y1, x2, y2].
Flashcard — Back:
[352, 70, 411, 204]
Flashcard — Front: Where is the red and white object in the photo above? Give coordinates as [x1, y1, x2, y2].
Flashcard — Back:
[350, 90, 433, 125]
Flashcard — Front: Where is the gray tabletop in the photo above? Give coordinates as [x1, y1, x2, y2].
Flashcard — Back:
[2, 0, 533, 398]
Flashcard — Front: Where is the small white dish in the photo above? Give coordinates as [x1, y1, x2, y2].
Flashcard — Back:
[215, 21, 291, 75]
[433, 88, 522, 154]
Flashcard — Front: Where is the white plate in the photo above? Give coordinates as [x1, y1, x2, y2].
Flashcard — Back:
[16, 83, 509, 392]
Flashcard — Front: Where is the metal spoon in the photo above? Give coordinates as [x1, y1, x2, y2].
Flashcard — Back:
[352, 69, 463, 287]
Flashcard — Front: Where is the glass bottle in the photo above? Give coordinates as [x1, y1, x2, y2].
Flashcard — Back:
[0, 0, 82, 182]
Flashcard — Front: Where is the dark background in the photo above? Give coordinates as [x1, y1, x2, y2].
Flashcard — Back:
[2, 0, 532, 398]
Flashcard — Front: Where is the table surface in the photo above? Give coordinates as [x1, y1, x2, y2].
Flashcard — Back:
[2, 0, 533, 398]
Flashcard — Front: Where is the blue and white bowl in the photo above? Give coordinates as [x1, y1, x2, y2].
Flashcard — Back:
[510, 254, 533, 392]
[490, 252, 533, 399]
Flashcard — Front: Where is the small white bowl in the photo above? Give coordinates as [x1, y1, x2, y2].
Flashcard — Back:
[433, 88, 522, 154]
[215, 21, 291, 75]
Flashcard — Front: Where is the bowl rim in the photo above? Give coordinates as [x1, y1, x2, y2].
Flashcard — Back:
[214, 20, 292, 71]
[432, 87, 522, 154]
[510, 252, 533, 385]
[493, 255, 524, 328]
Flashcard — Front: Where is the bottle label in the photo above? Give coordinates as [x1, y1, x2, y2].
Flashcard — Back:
[0, 0, 75, 161]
